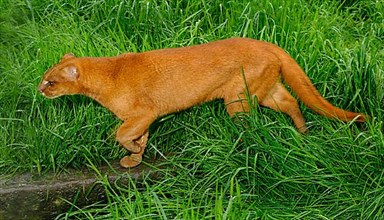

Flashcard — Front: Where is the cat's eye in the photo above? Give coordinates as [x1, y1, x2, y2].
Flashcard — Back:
[45, 81, 55, 87]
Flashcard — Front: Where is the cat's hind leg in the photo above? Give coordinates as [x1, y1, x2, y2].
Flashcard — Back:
[225, 93, 250, 116]
[259, 82, 307, 133]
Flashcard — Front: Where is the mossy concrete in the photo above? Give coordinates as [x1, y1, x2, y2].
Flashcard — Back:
[0, 161, 157, 220]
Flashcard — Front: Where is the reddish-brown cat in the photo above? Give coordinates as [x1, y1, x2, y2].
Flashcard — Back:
[38, 38, 367, 168]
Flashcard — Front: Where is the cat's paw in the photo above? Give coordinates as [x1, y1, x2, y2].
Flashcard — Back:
[134, 132, 149, 148]
[123, 141, 142, 154]
[120, 154, 142, 168]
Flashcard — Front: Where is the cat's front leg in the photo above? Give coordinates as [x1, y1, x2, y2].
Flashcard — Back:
[116, 116, 154, 168]
[119, 131, 149, 168]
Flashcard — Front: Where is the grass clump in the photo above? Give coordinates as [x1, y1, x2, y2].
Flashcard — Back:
[1, 0, 383, 219]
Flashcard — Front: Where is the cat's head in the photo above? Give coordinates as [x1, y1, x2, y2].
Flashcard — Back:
[38, 53, 81, 98]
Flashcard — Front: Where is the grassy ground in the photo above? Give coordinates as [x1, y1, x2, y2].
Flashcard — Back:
[1, 0, 383, 219]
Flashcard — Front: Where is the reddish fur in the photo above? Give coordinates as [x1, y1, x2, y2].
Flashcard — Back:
[38, 38, 367, 168]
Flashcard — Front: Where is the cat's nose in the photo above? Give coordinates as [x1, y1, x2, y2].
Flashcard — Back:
[37, 84, 45, 94]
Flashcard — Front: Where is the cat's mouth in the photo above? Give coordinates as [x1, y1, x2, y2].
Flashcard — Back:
[38, 87, 48, 97]
[38, 81, 54, 98]
[39, 90, 59, 99]
[38, 86, 57, 99]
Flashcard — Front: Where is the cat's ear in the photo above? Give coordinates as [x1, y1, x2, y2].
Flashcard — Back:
[61, 53, 75, 61]
[63, 65, 79, 81]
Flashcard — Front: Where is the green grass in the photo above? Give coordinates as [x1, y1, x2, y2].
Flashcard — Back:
[1, 0, 383, 219]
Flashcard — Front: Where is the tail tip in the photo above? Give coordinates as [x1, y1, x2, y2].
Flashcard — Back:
[354, 114, 368, 122]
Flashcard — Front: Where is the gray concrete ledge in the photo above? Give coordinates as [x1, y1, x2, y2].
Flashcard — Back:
[0, 160, 158, 220]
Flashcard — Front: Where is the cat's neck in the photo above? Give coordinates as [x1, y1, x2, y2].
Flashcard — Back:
[77, 57, 117, 106]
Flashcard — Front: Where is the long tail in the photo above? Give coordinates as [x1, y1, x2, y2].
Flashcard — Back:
[276, 48, 367, 122]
